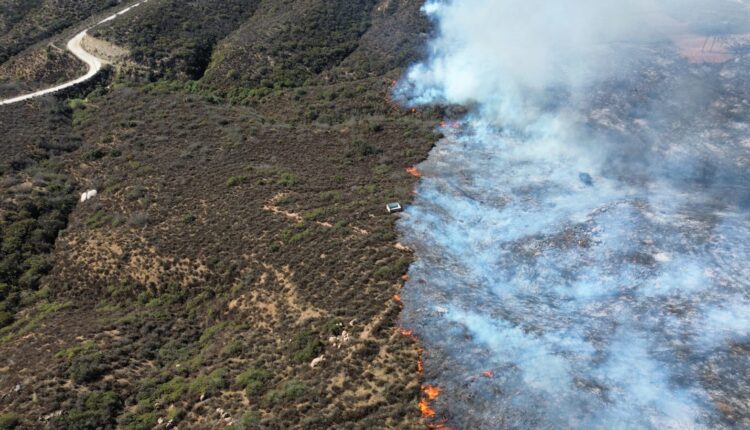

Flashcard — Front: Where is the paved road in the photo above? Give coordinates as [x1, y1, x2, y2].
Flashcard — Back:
[0, 0, 148, 106]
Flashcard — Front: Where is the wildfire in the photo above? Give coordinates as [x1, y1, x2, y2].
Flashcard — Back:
[439, 120, 462, 129]
[423, 384, 442, 400]
[482, 370, 495, 378]
[400, 328, 414, 337]
[393, 294, 402, 302]
[406, 166, 423, 178]
[419, 398, 437, 417]
[421, 385, 450, 428]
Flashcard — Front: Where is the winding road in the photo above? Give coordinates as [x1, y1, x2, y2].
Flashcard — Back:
[0, 0, 148, 106]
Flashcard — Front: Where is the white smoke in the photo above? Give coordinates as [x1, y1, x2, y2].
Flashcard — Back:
[400, 0, 749, 125]
[397, 1, 750, 429]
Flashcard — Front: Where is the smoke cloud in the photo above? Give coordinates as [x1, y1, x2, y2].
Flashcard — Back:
[399, 0, 750, 125]
[397, 1, 750, 429]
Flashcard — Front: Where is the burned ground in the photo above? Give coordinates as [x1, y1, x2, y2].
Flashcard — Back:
[0, 0, 439, 428]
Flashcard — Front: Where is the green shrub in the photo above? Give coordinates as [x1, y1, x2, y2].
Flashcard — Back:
[236, 411, 261, 429]
[292, 330, 323, 363]
[17, 255, 50, 289]
[56, 341, 96, 361]
[277, 172, 301, 187]
[166, 406, 186, 422]
[226, 175, 247, 187]
[236, 368, 271, 396]
[352, 139, 380, 157]
[126, 186, 146, 201]
[0, 311, 13, 328]
[66, 99, 87, 110]
[322, 318, 344, 336]
[303, 208, 326, 221]
[66, 352, 108, 384]
[188, 367, 228, 398]
[120, 409, 159, 430]
[0, 413, 19, 430]
[153, 377, 188, 403]
[263, 380, 306, 404]
[373, 257, 411, 281]
[319, 190, 342, 202]
[369, 123, 384, 133]
[84, 148, 108, 161]
[220, 340, 244, 357]
[86, 210, 113, 228]
[52, 391, 121, 429]
[280, 223, 313, 244]
[199, 322, 228, 344]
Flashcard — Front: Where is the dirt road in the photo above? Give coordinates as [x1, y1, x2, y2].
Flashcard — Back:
[0, 0, 148, 106]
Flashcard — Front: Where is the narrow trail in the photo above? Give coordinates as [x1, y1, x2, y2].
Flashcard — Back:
[0, 0, 148, 106]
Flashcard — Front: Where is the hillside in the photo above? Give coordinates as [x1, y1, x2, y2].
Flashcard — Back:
[0, 0, 440, 429]
[0, 0, 117, 64]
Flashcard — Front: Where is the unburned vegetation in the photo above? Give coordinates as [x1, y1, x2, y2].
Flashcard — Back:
[0, 0, 440, 428]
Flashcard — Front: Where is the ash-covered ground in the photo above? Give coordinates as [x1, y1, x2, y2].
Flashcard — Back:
[397, 1, 750, 429]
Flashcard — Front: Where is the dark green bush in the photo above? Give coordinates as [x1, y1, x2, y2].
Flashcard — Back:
[236, 368, 271, 396]
[352, 140, 380, 157]
[292, 330, 323, 363]
[188, 367, 228, 398]
[263, 380, 306, 405]
[0, 311, 13, 328]
[84, 148, 108, 161]
[66, 352, 108, 384]
[226, 175, 247, 187]
[52, 391, 121, 429]
[236, 411, 261, 429]
[0, 413, 19, 430]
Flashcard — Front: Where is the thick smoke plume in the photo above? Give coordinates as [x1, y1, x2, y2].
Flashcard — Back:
[400, 0, 749, 124]
[397, 0, 750, 429]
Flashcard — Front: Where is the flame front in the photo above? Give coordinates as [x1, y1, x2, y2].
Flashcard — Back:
[419, 398, 437, 417]
[406, 166, 423, 178]
[423, 384, 442, 400]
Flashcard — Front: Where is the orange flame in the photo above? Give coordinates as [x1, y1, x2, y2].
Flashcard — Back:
[419, 398, 437, 417]
[406, 166, 423, 178]
[423, 384, 442, 400]
[400, 328, 414, 337]
[393, 294, 402, 302]
[482, 370, 495, 378]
